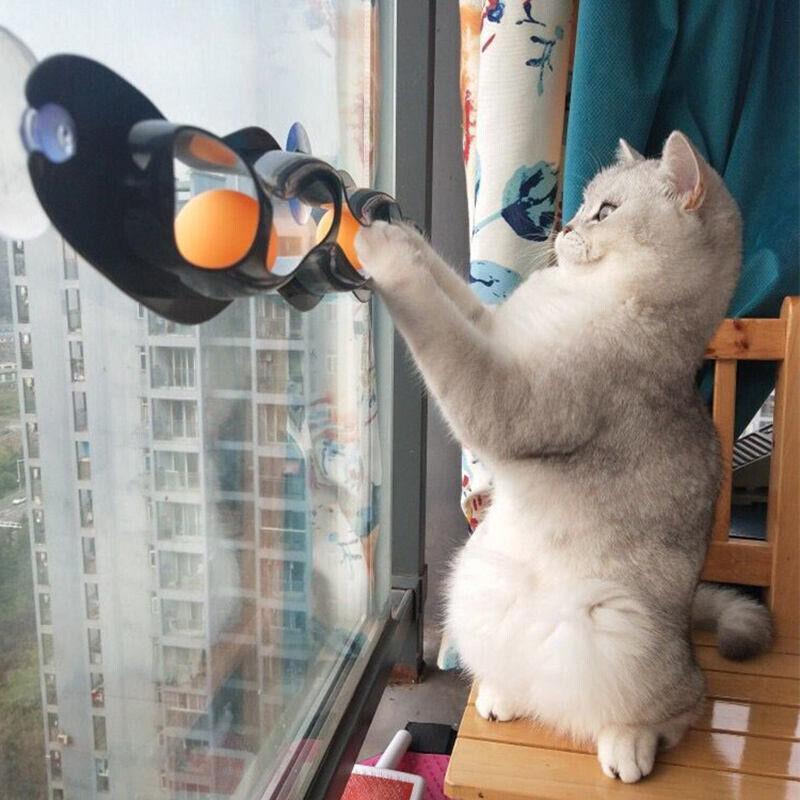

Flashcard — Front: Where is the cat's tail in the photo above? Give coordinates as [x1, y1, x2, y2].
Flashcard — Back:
[692, 582, 773, 660]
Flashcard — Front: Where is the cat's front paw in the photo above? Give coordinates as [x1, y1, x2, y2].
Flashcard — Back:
[355, 220, 423, 287]
[597, 725, 658, 783]
[475, 684, 520, 723]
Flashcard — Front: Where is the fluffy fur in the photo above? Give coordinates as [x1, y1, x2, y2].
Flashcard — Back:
[355, 131, 773, 783]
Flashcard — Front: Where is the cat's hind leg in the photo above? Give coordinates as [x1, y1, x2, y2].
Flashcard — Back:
[597, 724, 659, 783]
[596, 702, 699, 783]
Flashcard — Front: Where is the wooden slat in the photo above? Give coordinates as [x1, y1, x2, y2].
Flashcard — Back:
[705, 669, 800, 707]
[695, 699, 800, 741]
[693, 630, 800, 655]
[701, 539, 773, 585]
[444, 738, 800, 800]
[711, 359, 736, 542]
[456, 705, 800, 781]
[767, 297, 800, 640]
[695, 644, 800, 679]
[705, 318, 786, 360]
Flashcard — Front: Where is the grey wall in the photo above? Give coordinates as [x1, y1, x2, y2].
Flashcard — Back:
[425, 0, 471, 644]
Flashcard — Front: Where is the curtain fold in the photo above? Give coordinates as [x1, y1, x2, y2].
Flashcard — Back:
[563, 0, 799, 431]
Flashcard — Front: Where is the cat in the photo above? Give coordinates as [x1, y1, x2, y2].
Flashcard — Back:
[354, 131, 773, 783]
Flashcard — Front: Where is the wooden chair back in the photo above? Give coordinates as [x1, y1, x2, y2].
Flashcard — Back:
[702, 296, 799, 639]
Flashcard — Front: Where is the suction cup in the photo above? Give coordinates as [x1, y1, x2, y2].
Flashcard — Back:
[0, 27, 49, 240]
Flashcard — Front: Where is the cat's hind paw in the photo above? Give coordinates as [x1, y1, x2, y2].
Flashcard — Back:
[475, 684, 520, 723]
[597, 724, 658, 783]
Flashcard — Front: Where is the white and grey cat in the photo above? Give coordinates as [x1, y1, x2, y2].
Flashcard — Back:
[355, 131, 773, 783]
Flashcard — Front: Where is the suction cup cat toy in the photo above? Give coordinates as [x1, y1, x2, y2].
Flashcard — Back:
[0, 30, 402, 324]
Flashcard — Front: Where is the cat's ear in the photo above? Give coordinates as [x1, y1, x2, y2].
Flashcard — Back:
[616, 139, 644, 164]
[659, 131, 706, 211]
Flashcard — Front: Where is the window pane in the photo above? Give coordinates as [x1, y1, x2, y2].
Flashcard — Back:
[1, 4, 390, 799]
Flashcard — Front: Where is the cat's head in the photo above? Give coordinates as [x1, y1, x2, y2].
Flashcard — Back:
[555, 131, 741, 327]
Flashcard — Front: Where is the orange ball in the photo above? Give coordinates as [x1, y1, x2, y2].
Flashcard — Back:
[315, 204, 363, 270]
[175, 189, 259, 269]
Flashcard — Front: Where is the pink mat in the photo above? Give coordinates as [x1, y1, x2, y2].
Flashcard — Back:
[358, 753, 450, 800]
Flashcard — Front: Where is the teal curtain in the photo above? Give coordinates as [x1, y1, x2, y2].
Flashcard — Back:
[563, 0, 799, 431]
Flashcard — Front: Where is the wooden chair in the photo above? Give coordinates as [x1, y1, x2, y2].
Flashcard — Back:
[444, 297, 799, 799]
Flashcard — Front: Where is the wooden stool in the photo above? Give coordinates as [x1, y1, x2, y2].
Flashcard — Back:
[445, 297, 800, 799]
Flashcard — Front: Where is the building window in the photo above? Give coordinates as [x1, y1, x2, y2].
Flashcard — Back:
[35, 550, 49, 586]
[150, 346, 196, 388]
[256, 349, 303, 395]
[90, 673, 105, 708]
[69, 341, 85, 382]
[260, 558, 305, 597]
[12, 240, 25, 275]
[154, 451, 200, 491]
[257, 404, 288, 444]
[19, 333, 33, 369]
[76, 441, 91, 480]
[79, 489, 94, 527]
[30, 466, 43, 504]
[25, 421, 39, 458]
[49, 749, 62, 780]
[159, 551, 204, 592]
[95, 758, 110, 792]
[152, 399, 198, 440]
[259, 457, 305, 500]
[44, 673, 58, 706]
[62, 241, 79, 279]
[255, 296, 302, 339]
[22, 376, 36, 413]
[138, 345, 147, 371]
[38, 592, 52, 626]
[73, 391, 88, 431]
[156, 501, 201, 540]
[148, 313, 193, 336]
[32, 509, 45, 544]
[47, 712, 59, 742]
[161, 645, 207, 690]
[15, 285, 30, 324]
[139, 397, 149, 425]
[41, 633, 54, 665]
[65, 288, 81, 332]
[93, 715, 107, 751]
[85, 583, 100, 620]
[137, 303, 145, 319]
[161, 599, 205, 637]
[82, 536, 97, 574]
[88, 628, 103, 665]
[260, 509, 306, 550]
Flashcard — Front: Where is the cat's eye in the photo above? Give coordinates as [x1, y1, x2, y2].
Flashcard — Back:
[596, 202, 617, 221]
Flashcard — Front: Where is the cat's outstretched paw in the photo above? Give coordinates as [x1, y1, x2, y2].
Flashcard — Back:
[355, 220, 424, 287]
[475, 684, 520, 723]
[597, 724, 658, 783]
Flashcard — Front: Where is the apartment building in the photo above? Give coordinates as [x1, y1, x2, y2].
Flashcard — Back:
[6, 231, 339, 800]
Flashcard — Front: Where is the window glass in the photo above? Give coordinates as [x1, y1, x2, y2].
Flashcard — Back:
[0, 3, 389, 799]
